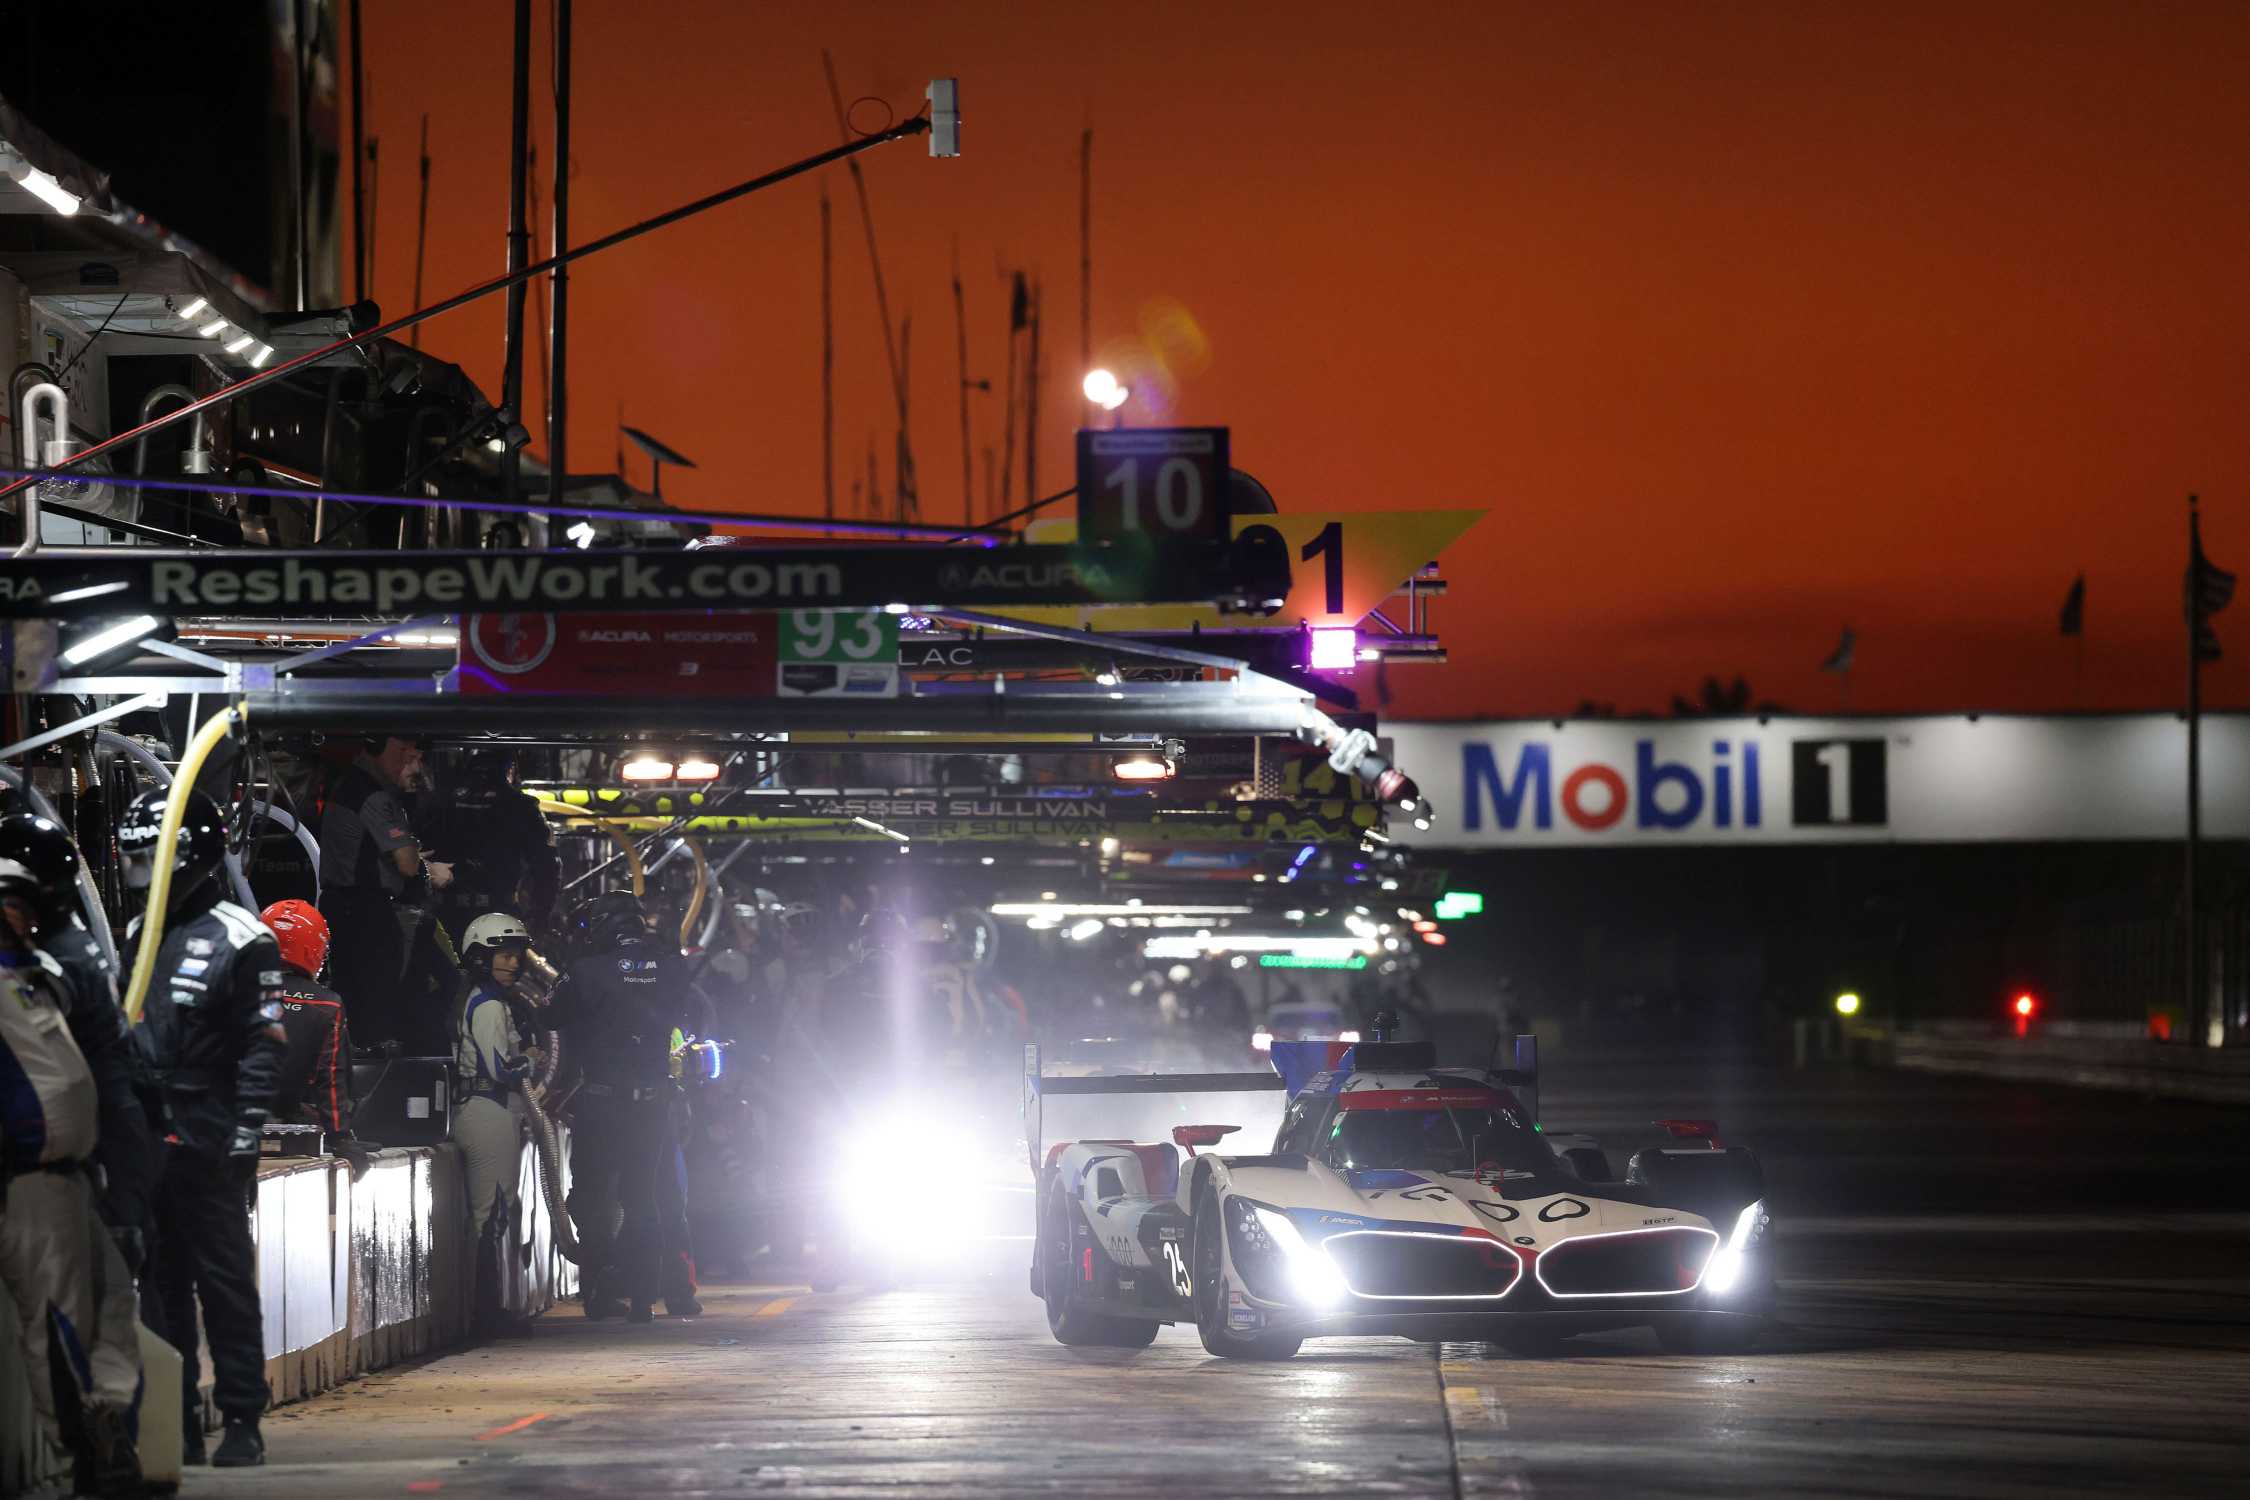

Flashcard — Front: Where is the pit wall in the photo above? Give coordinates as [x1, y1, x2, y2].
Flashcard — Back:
[3, 1138, 574, 1493]
[1886, 1022, 2250, 1107]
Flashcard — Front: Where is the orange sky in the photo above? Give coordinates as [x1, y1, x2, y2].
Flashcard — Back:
[362, 1, 2250, 720]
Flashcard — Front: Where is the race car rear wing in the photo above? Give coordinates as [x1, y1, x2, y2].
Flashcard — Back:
[1022, 1045, 1287, 1178]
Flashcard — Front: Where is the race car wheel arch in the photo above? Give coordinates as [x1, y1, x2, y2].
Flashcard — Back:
[1189, 1183, 1302, 1361]
[1040, 1186, 1156, 1348]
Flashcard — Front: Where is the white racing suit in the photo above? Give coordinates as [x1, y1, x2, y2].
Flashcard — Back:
[0, 949, 143, 1456]
[451, 978, 528, 1323]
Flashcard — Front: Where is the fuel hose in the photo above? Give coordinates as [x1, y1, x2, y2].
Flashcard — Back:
[122, 704, 241, 1024]
[536, 799, 645, 897]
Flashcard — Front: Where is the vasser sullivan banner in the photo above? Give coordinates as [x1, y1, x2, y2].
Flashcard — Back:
[0, 539, 1287, 620]
[1385, 715, 2250, 847]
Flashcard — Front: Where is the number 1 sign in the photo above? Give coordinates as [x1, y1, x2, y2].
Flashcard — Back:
[1075, 427, 1231, 545]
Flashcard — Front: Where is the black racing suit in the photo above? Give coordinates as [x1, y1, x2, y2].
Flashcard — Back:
[39, 919, 155, 1264]
[272, 972, 352, 1136]
[549, 942, 694, 1310]
[422, 775, 560, 941]
[131, 890, 289, 1428]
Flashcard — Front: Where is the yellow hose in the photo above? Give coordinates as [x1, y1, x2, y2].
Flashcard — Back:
[123, 704, 243, 1024]
[678, 835, 710, 948]
[535, 798, 646, 897]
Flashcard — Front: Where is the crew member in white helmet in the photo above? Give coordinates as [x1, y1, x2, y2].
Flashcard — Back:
[452, 912, 535, 1334]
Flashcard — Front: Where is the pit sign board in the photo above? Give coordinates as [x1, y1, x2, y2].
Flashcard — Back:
[457, 612, 777, 696]
[1076, 427, 1231, 545]
[777, 608, 900, 697]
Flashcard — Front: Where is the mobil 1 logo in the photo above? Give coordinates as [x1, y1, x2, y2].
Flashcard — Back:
[1790, 738, 1887, 827]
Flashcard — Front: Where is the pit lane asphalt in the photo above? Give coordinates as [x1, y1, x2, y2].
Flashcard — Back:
[216, 1050, 2250, 1498]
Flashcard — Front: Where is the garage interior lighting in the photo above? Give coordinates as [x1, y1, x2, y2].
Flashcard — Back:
[1259, 954, 1368, 970]
[223, 333, 256, 355]
[1112, 754, 1173, 781]
[851, 815, 911, 843]
[675, 758, 722, 781]
[11, 163, 80, 216]
[59, 615, 161, 666]
[199, 318, 229, 338]
[992, 902, 1253, 919]
[1143, 933, 1374, 960]
[620, 756, 675, 781]
[1309, 626, 1357, 672]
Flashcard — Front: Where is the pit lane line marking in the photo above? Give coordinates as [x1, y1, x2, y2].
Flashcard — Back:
[476, 1411, 553, 1441]
[756, 1297, 797, 1318]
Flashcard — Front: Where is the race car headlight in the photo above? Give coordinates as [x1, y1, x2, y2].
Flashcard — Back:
[1228, 1198, 1347, 1308]
[1702, 1199, 1770, 1295]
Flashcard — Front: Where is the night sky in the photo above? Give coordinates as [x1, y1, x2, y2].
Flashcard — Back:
[362, 1, 2250, 720]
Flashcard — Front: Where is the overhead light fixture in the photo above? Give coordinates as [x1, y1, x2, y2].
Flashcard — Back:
[248, 344, 274, 369]
[1082, 368, 1129, 412]
[620, 756, 676, 782]
[59, 614, 163, 667]
[199, 318, 229, 338]
[1067, 919, 1104, 942]
[676, 758, 722, 781]
[11, 163, 80, 216]
[224, 334, 256, 355]
[46, 580, 132, 606]
[1112, 754, 1172, 782]
[1309, 626, 1357, 672]
[178, 297, 211, 322]
[851, 815, 911, 844]
[1143, 933, 1374, 960]
[565, 521, 597, 549]
[992, 902, 1251, 920]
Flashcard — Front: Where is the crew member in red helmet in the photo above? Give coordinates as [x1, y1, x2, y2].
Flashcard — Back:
[259, 900, 358, 1154]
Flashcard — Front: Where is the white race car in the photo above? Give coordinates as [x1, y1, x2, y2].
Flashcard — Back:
[1025, 1033, 1773, 1358]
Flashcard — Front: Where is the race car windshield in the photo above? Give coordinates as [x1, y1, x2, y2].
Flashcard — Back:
[1321, 1106, 1549, 1175]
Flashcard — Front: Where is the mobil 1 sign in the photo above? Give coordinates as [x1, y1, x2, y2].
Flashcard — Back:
[1382, 715, 2250, 846]
[777, 608, 898, 697]
[1076, 427, 1230, 545]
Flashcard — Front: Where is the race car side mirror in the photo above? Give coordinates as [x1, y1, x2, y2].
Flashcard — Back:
[1171, 1124, 1240, 1158]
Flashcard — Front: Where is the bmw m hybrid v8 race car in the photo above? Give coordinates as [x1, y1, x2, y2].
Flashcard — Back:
[1025, 1028, 1773, 1358]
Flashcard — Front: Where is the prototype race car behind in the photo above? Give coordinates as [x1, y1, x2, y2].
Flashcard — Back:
[1026, 1027, 1772, 1358]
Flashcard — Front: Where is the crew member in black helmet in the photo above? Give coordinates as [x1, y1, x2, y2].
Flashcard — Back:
[0, 813, 154, 1272]
[548, 892, 698, 1322]
[117, 787, 289, 1469]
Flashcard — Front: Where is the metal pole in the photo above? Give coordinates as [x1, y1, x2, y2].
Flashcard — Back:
[501, 0, 533, 506]
[1080, 126, 1091, 419]
[0, 117, 931, 506]
[294, 0, 314, 309]
[349, 0, 367, 303]
[821, 184, 834, 530]
[2187, 499, 2204, 1045]
[1024, 280, 1040, 505]
[952, 237, 971, 527]
[411, 115, 430, 347]
[547, 0, 573, 511]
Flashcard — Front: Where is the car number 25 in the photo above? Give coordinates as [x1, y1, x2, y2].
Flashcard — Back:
[1161, 1240, 1192, 1297]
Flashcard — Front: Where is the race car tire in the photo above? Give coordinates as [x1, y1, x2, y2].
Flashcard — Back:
[1040, 1187, 1156, 1347]
[1189, 1185, 1302, 1360]
[1655, 1315, 1767, 1355]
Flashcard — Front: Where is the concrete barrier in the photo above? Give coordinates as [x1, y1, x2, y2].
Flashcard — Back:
[3, 1136, 574, 1493]
[1892, 1028, 2250, 1106]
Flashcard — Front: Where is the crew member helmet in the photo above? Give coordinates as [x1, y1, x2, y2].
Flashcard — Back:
[116, 788, 228, 902]
[260, 899, 330, 978]
[462, 912, 533, 968]
[569, 889, 648, 954]
[0, 857, 42, 942]
[0, 813, 83, 927]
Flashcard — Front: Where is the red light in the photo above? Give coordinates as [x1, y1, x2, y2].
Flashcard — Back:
[1421, 932, 1447, 946]
[2013, 994, 2036, 1018]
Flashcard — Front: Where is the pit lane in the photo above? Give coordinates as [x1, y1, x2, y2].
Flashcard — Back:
[214, 1052, 2250, 1498]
